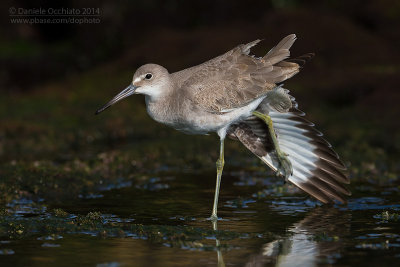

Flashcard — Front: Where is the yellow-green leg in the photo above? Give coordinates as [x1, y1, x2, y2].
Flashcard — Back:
[210, 138, 225, 221]
[252, 111, 293, 179]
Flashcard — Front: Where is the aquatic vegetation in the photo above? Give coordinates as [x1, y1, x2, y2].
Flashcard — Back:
[0, 209, 253, 246]
[374, 211, 400, 222]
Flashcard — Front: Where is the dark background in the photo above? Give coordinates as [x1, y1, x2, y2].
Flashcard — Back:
[1, 2, 400, 265]
[1, 0, 399, 165]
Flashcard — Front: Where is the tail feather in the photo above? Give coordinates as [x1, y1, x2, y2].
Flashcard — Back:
[286, 53, 315, 67]
[264, 34, 297, 64]
[237, 35, 314, 86]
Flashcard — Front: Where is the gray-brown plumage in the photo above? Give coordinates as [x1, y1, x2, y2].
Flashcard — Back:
[174, 34, 301, 113]
[95, 34, 350, 218]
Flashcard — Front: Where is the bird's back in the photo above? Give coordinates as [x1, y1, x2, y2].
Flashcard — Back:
[171, 34, 303, 114]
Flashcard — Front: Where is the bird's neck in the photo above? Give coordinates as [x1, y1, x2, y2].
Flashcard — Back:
[144, 86, 177, 125]
[143, 79, 175, 102]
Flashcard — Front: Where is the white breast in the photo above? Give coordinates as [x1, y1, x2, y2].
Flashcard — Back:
[174, 96, 266, 135]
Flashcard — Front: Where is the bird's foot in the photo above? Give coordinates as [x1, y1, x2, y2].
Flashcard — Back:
[209, 214, 219, 222]
[252, 111, 293, 179]
[276, 151, 293, 180]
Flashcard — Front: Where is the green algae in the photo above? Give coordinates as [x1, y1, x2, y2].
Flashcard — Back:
[374, 211, 400, 222]
[0, 209, 263, 248]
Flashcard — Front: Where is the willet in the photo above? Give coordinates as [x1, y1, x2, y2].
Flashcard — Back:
[96, 34, 350, 220]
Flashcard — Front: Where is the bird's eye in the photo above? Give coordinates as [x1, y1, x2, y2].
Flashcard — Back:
[145, 73, 153, 80]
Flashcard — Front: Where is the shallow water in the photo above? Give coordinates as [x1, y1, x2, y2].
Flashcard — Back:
[1, 164, 400, 266]
[0, 83, 399, 266]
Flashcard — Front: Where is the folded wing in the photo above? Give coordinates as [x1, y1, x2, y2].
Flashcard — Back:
[182, 34, 303, 113]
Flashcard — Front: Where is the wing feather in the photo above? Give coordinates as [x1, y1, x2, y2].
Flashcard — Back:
[228, 90, 350, 204]
[180, 35, 302, 113]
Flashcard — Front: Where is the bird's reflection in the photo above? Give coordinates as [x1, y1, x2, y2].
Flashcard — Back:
[246, 207, 351, 266]
[213, 207, 351, 267]
[212, 220, 226, 267]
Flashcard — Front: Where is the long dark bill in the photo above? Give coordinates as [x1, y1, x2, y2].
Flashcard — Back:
[95, 85, 137, 115]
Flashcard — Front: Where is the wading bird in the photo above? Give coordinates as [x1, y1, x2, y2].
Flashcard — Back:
[96, 34, 350, 220]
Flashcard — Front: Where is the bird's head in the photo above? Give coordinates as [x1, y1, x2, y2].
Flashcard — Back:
[95, 64, 170, 115]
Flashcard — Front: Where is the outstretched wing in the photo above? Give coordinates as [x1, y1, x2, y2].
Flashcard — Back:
[228, 91, 350, 204]
[181, 34, 301, 113]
